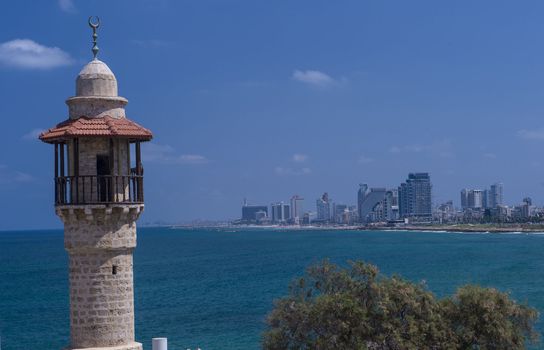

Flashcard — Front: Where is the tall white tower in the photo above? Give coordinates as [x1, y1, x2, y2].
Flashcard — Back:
[40, 18, 152, 350]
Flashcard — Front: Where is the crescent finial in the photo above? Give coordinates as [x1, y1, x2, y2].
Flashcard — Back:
[88, 16, 100, 29]
[88, 16, 100, 59]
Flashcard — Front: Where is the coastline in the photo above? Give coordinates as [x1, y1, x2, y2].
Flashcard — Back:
[169, 223, 544, 234]
[388, 224, 544, 233]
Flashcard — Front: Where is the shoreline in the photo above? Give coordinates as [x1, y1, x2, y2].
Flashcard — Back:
[169, 223, 544, 234]
[387, 225, 544, 233]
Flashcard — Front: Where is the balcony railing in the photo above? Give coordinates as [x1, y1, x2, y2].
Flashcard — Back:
[55, 175, 144, 205]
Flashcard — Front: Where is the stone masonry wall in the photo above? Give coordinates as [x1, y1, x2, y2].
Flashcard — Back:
[67, 96, 127, 119]
[78, 138, 109, 177]
[57, 205, 143, 350]
[69, 250, 135, 348]
[67, 138, 131, 203]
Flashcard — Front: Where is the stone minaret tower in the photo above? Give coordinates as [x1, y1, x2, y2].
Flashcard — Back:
[40, 18, 152, 350]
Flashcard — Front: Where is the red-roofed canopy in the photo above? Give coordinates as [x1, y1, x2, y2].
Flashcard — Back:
[40, 116, 153, 143]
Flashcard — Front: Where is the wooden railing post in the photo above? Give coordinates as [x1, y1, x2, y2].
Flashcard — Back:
[54, 175, 144, 205]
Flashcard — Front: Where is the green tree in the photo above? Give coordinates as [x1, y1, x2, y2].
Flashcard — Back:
[441, 285, 539, 349]
[263, 260, 539, 350]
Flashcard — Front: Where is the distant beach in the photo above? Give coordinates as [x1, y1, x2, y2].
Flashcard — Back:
[170, 223, 544, 234]
[384, 224, 544, 234]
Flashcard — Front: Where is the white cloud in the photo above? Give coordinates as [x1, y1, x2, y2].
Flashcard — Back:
[22, 128, 45, 141]
[274, 166, 311, 176]
[518, 129, 544, 140]
[58, 0, 76, 13]
[358, 155, 374, 164]
[292, 153, 308, 163]
[142, 143, 209, 165]
[0, 39, 74, 69]
[292, 70, 336, 87]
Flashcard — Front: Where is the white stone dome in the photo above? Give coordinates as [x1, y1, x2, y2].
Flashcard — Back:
[67, 59, 127, 119]
[76, 59, 118, 97]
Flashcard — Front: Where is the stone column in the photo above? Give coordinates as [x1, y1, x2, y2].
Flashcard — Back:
[57, 205, 144, 350]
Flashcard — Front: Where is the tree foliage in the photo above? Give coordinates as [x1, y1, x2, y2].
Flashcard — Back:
[263, 260, 539, 350]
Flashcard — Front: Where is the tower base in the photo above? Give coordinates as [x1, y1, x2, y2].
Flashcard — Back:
[66, 342, 143, 350]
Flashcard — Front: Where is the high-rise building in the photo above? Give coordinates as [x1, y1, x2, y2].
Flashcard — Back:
[383, 189, 399, 221]
[489, 183, 504, 208]
[302, 212, 312, 225]
[316, 192, 331, 222]
[271, 202, 290, 223]
[357, 184, 387, 223]
[462, 188, 492, 210]
[348, 205, 359, 223]
[357, 184, 368, 219]
[290, 195, 304, 224]
[468, 189, 483, 209]
[242, 202, 268, 222]
[521, 197, 532, 218]
[333, 203, 348, 224]
[460, 189, 469, 209]
[482, 189, 489, 209]
[398, 173, 432, 220]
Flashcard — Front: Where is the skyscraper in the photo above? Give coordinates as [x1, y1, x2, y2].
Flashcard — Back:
[482, 189, 489, 209]
[333, 203, 348, 224]
[357, 185, 387, 223]
[290, 195, 304, 224]
[383, 189, 400, 221]
[398, 173, 432, 221]
[357, 184, 368, 220]
[468, 189, 483, 209]
[316, 192, 331, 222]
[489, 183, 504, 208]
[271, 202, 290, 223]
[242, 202, 268, 222]
[460, 189, 469, 209]
[463, 183, 503, 210]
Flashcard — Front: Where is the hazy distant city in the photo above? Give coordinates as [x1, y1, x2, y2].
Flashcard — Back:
[235, 172, 541, 227]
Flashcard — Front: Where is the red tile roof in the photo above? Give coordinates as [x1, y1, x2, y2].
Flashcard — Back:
[40, 116, 153, 143]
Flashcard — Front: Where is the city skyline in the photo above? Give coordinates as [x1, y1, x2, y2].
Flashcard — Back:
[240, 172, 488, 224]
[240, 174, 544, 226]
[242, 178, 516, 210]
[6, 1, 544, 230]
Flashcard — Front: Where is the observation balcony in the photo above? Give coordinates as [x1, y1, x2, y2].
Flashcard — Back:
[54, 175, 144, 206]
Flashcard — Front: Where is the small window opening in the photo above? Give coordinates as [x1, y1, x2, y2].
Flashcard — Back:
[112, 265, 118, 275]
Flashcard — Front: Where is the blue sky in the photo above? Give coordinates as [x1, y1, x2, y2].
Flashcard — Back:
[2, 0, 544, 229]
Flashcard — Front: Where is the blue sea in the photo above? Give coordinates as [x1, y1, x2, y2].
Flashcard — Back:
[1, 227, 544, 349]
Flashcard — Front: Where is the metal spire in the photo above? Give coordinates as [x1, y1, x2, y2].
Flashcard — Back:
[88, 16, 100, 59]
